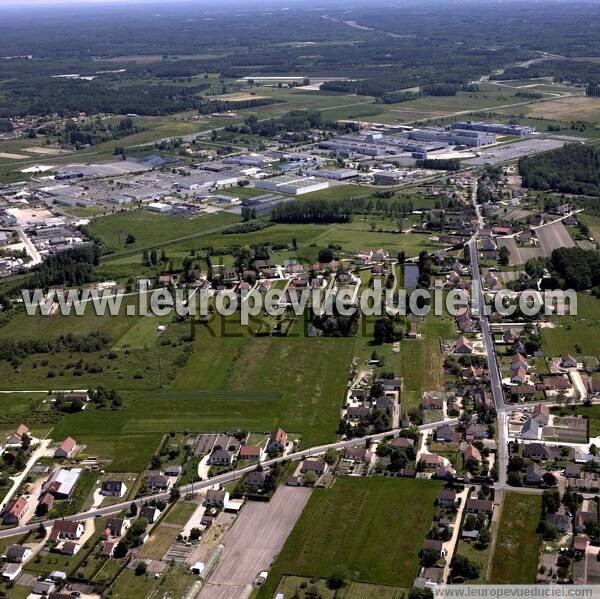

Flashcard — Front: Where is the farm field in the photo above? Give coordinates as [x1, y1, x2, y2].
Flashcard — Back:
[551, 404, 600, 438]
[202, 486, 312, 598]
[88, 208, 239, 252]
[275, 576, 408, 599]
[256, 477, 441, 598]
[172, 322, 355, 448]
[490, 492, 542, 584]
[541, 294, 600, 356]
[521, 95, 600, 124]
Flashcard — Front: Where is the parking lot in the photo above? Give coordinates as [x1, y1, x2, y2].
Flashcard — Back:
[464, 138, 566, 166]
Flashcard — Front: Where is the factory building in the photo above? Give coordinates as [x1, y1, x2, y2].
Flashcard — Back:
[451, 121, 535, 136]
[409, 128, 496, 148]
[254, 175, 330, 195]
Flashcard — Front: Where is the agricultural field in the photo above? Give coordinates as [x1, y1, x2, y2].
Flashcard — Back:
[521, 96, 600, 124]
[541, 294, 600, 356]
[552, 404, 600, 438]
[88, 208, 239, 253]
[490, 493, 542, 584]
[256, 477, 440, 598]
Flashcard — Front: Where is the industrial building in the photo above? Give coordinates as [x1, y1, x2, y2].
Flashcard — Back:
[451, 121, 535, 137]
[409, 128, 496, 148]
[254, 175, 330, 195]
[304, 168, 359, 181]
[175, 172, 240, 192]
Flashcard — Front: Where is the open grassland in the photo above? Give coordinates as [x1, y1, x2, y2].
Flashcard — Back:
[172, 319, 355, 448]
[541, 294, 600, 356]
[490, 493, 541, 584]
[88, 208, 239, 252]
[108, 563, 197, 598]
[579, 212, 600, 242]
[522, 95, 600, 124]
[276, 576, 408, 599]
[256, 478, 441, 598]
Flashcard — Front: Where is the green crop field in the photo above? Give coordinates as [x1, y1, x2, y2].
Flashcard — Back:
[541, 294, 600, 356]
[490, 492, 542, 584]
[88, 209, 239, 253]
[256, 478, 441, 598]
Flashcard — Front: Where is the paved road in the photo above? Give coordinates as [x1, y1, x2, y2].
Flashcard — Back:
[469, 182, 508, 487]
[0, 421, 455, 540]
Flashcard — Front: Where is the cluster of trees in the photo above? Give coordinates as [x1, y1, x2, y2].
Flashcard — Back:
[89, 385, 123, 409]
[0, 332, 110, 367]
[550, 247, 600, 291]
[51, 117, 141, 148]
[271, 198, 352, 224]
[519, 144, 600, 196]
[311, 310, 360, 338]
[223, 220, 272, 235]
[26, 244, 100, 289]
[416, 158, 460, 171]
[493, 59, 600, 87]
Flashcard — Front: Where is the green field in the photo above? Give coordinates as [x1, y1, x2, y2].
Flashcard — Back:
[256, 478, 441, 597]
[490, 492, 542, 584]
[88, 209, 239, 253]
[552, 404, 600, 437]
[541, 294, 600, 356]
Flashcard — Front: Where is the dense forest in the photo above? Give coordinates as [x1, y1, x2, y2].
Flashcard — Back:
[519, 144, 600, 196]
[1, 2, 600, 115]
[26, 245, 101, 289]
[549, 248, 600, 291]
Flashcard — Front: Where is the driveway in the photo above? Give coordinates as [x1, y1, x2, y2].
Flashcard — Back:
[0, 439, 52, 512]
[442, 487, 469, 583]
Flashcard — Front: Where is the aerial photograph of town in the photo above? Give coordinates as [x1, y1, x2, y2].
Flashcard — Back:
[0, 0, 598, 597]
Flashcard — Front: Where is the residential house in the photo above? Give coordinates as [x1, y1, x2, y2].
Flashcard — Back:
[49, 521, 84, 541]
[346, 406, 370, 421]
[100, 540, 116, 557]
[436, 424, 459, 444]
[246, 470, 268, 489]
[465, 498, 493, 515]
[342, 447, 372, 462]
[541, 375, 571, 391]
[205, 489, 229, 508]
[463, 444, 482, 464]
[455, 336, 473, 354]
[532, 404, 550, 426]
[6, 424, 29, 446]
[437, 488, 457, 508]
[100, 480, 127, 497]
[2, 496, 27, 525]
[523, 443, 555, 461]
[42, 468, 81, 499]
[267, 428, 287, 453]
[139, 506, 161, 524]
[4, 544, 31, 563]
[511, 367, 527, 385]
[435, 464, 456, 480]
[547, 512, 572, 534]
[106, 517, 128, 537]
[59, 541, 80, 556]
[54, 437, 76, 459]
[390, 437, 415, 449]
[301, 460, 327, 476]
[145, 471, 169, 492]
[422, 394, 445, 411]
[520, 418, 540, 440]
[419, 453, 445, 468]
[561, 355, 578, 369]
[239, 445, 263, 460]
[208, 449, 234, 466]
[503, 329, 519, 344]
[511, 353, 528, 371]
[422, 538, 446, 558]
[525, 463, 544, 485]
[0, 563, 21, 581]
[465, 422, 487, 441]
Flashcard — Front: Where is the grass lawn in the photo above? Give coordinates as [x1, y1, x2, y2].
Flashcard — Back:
[541, 294, 600, 356]
[137, 524, 180, 560]
[163, 501, 197, 526]
[256, 477, 441, 598]
[490, 492, 542, 584]
[107, 567, 156, 598]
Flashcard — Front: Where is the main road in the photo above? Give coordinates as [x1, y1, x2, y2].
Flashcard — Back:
[469, 181, 509, 487]
[0, 419, 457, 540]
